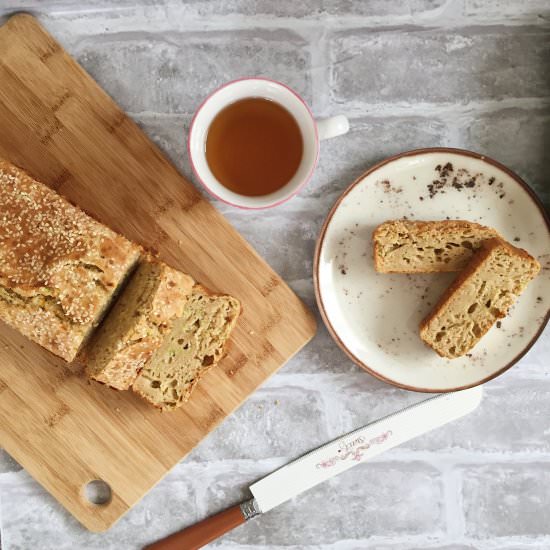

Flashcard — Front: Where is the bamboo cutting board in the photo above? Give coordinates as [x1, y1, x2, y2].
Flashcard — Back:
[0, 14, 316, 532]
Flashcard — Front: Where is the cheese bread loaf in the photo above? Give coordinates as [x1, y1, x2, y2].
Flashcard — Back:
[420, 238, 540, 358]
[0, 160, 140, 361]
[86, 258, 194, 390]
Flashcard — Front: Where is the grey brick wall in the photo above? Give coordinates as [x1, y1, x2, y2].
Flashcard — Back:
[0, 1, 549, 549]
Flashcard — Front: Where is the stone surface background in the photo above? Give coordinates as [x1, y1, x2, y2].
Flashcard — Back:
[0, 0, 549, 548]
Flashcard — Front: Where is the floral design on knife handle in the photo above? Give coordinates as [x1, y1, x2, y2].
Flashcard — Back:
[316, 431, 393, 469]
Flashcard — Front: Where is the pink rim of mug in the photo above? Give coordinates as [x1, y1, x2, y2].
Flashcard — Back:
[187, 77, 320, 210]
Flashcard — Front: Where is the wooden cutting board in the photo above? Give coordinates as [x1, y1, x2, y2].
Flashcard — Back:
[0, 14, 316, 532]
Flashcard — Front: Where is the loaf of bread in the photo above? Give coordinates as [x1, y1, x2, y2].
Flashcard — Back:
[0, 160, 141, 361]
[373, 220, 499, 273]
[420, 238, 540, 358]
[132, 285, 241, 411]
[86, 258, 195, 390]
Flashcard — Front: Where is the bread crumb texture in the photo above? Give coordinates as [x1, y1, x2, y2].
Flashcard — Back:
[86, 259, 195, 390]
[373, 219, 499, 273]
[133, 285, 241, 411]
[420, 238, 540, 358]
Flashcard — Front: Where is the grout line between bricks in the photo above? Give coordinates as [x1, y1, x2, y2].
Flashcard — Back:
[14, 6, 550, 36]
[201, 534, 550, 550]
[126, 97, 550, 121]
[261, 370, 550, 391]
[442, 463, 466, 540]
[184, 452, 550, 467]
[305, 26, 330, 116]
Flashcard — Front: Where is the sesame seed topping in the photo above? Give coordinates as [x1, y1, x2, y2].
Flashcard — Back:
[0, 161, 139, 357]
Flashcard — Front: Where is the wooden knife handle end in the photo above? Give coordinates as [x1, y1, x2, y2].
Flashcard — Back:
[143, 503, 247, 550]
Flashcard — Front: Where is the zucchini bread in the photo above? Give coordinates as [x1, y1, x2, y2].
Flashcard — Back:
[420, 238, 540, 358]
[373, 220, 499, 273]
[132, 285, 241, 411]
[86, 258, 195, 390]
[0, 160, 141, 361]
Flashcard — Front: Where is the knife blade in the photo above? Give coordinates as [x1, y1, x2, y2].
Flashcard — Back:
[251, 385, 482, 513]
[144, 385, 483, 550]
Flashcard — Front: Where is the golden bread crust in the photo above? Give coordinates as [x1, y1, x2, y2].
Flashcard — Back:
[0, 160, 141, 360]
[420, 237, 540, 358]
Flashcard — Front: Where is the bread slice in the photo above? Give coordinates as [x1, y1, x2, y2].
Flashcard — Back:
[420, 238, 540, 358]
[86, 259, 195, 390]
[373, 220, 499, 273]
[132, 285, 241, 411]
[0, 160, 141, 361]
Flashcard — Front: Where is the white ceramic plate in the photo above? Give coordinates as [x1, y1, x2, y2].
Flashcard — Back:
[314, 149, 550, 392]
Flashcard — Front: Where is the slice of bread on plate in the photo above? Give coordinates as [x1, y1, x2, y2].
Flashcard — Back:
[420, 237, 540, 358]
[132, 285, 241, 411]
[86, 258, 195, 390]
[373, 220, 499, 273]
[0, 160, 141, 361]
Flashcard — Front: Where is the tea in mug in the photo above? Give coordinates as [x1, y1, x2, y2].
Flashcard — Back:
[205, 97, 303, 197]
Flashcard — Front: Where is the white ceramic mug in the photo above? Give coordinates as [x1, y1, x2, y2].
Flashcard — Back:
[188, 77, 349, 209]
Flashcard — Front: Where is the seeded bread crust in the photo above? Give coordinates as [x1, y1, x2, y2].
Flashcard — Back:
[0, 160, 141, 361]
[373, 220, 500, 273]
[420, 238, 540, 358]
[86, 258, 195, 390]
[132, 284, 241, 411]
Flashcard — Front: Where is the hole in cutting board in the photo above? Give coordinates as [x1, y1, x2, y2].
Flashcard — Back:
[84, 480, 112, 506]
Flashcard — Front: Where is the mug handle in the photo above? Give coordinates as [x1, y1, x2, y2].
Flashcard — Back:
[316, 115, 350, 140]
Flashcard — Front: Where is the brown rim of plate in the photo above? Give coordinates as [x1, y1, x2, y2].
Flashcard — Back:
[313, 147, 550, 393]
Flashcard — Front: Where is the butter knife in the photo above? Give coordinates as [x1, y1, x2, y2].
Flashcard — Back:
[145, 386, 483, 550]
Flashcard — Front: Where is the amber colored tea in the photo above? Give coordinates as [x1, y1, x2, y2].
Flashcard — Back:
[205, 97, 304, 197]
